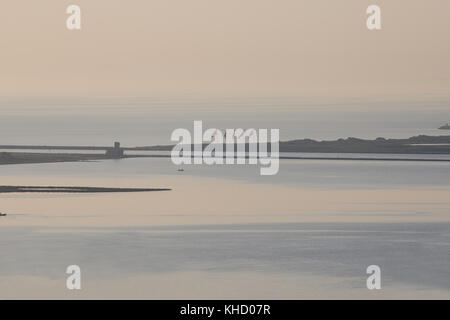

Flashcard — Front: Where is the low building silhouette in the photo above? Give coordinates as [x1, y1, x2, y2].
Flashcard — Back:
[105, 142, 124, 158]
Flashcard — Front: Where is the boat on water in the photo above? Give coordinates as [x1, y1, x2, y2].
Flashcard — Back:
[177, 168, 184, 172]
[439, 123, 450, 130]
[0, 213, 7, 217]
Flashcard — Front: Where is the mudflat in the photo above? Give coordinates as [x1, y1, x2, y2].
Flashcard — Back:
[0, 186, 171, 193]
[0, 152, 109, 165]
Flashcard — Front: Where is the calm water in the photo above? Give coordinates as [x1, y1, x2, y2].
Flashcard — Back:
[0, 157, 449, 299]
[1, 223, 449, 298]
[1, 97, 449, 298]
[1, 98, 449, 146]
[1, 156, 450, 189]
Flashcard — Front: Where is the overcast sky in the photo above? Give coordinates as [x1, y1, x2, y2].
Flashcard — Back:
[0, 0, 449, 100]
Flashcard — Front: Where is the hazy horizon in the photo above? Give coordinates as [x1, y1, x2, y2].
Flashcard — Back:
[1, 1, 449, 301]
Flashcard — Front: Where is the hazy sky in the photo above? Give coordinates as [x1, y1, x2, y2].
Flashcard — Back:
[1, 0, 449, 99]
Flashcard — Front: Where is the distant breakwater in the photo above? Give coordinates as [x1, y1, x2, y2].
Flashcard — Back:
[0, 186, 171, 193]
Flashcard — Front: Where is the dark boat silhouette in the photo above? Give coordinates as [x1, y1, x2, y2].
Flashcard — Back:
[0, 213, 6, 217]
[439, 123, 450, 130]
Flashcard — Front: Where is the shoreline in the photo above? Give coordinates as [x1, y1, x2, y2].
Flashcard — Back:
[1, 152, 450, 167]
[1, 134, 450, 166]
[0, 186, 171, 193]
[0, 152, 109, 166]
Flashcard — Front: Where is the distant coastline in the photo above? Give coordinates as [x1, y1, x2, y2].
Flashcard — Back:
[129, 134, 450, 154]
[1, 135, 450, 166]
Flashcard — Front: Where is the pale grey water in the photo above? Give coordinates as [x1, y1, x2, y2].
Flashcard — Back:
[1, 98, 449, 146]
[0, 98, 449, 298]
[0, 223, 449, 292]
[1, 157, 450, 189]
[0, 157, 449, 298]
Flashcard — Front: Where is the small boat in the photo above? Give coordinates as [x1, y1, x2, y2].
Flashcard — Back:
[439, 123, 450, 130]
[0, 213, 7, 217]
[177, 168, 184, 172]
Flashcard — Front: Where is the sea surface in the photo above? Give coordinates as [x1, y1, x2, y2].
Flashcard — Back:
[1, 98, 449, 146]
[0, 97, 449, 298]
[0, 156, 449, 299]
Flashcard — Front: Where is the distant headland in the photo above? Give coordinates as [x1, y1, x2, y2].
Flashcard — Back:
[132, 135, 450, 155]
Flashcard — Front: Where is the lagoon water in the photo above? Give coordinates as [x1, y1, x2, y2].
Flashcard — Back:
[0, 156, 449, 299]
[1, 98, 449, 146]
[0, 98, 449, 298]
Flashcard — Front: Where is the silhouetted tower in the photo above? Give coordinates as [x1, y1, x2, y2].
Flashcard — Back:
[106, 141, 124, 158]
